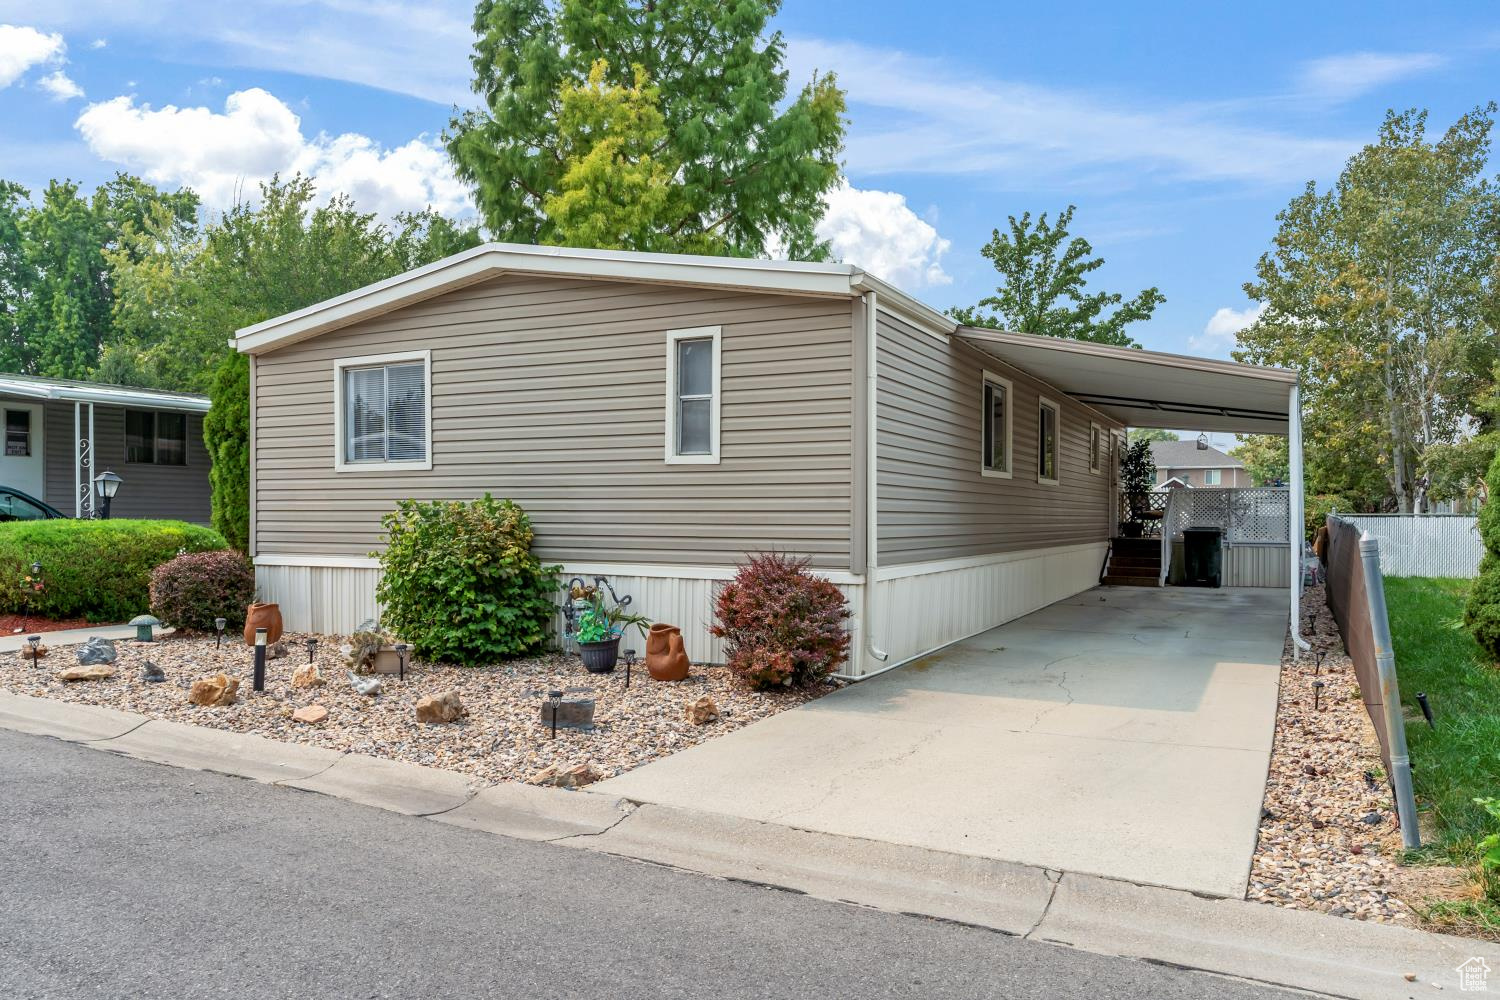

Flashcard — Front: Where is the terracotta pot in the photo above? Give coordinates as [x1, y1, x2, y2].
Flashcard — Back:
[244, 602, 284, 646]
[645, 623, 689, 681]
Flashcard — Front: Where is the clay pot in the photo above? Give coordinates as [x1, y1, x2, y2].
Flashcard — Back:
[244, 602, 284, 646]
[645, 623, 689, 681]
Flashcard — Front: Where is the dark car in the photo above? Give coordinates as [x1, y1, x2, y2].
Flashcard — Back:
[0, 486, 65, 522]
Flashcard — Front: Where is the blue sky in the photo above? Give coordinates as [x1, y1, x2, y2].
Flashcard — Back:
[2, 0, 1497, 380]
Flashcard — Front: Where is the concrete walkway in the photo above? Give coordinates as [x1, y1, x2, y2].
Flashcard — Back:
[0, 623, 160, 653]
[597, 585, 1286, 898]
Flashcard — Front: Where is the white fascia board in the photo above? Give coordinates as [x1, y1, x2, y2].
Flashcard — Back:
[0, 379, 210, 412]
[235, 243, 868, 355]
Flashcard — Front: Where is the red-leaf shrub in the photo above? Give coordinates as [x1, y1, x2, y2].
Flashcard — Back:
[710, 553, 851, 689]
[149, 550, 257, 632]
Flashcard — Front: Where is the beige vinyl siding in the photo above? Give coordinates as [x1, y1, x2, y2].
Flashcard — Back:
[253, 274, 855, 568]
[39, 399, 211, 522]
[877, 313, 1118, 564]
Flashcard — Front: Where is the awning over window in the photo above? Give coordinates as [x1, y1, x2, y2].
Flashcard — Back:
[956, 329, 1296, 436]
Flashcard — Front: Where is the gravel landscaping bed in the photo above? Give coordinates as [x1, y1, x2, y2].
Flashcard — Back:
[1248, 584, 1411, 924]
[0, 632, 833, 785]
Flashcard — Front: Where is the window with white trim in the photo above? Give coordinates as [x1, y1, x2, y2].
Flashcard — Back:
[125, 410, 187, 466]
[1088, 422, 1103, 475]
[1204, 468, 1222, 486]
[665, 326, 721, 464]
[981, 371, 1012, 478]
[1037, 397, 1060, 485]
[334, 351, 431, 471]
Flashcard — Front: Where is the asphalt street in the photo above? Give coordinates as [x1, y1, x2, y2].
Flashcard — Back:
[0, 728, 1301, 999]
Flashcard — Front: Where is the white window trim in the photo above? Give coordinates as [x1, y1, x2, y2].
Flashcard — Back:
[980, 369, 1013, 480]
[1037, 395, 1061, 486]
[664, 326, 721, 465]
[332, 349, 433, 473]
[1203, 468, 1223, 486]
[1088, 421, 1103, 475]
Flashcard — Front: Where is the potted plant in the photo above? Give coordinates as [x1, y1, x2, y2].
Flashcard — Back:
[574, 594, 650, 674]
[1118, 439, 1158, 537]
[344, 625, 409, 675]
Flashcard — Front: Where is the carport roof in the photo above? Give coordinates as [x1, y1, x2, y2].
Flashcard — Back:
[957, 328, 1297, 435]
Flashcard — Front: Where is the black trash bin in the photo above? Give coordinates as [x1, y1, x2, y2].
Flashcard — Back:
[1182, 527, 1223, 587]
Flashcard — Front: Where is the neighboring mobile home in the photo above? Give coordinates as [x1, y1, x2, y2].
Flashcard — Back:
[0, 374, 211, 522]
[234, 244, 1301, 677]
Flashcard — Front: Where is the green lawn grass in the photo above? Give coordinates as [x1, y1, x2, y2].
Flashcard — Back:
[1384, 576, 1500, 857]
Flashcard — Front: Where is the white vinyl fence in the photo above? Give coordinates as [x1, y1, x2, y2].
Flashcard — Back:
[1338, 514, 1482, 578]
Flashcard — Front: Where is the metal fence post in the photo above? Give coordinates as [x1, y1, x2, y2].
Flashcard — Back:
[1358, 534, 1421, 849]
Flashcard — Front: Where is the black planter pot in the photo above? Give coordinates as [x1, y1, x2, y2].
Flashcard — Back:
[579, 637, 621, 673]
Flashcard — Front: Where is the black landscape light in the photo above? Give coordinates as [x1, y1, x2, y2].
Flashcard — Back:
[29, 560, 40, 577]
[214, 617, 227, 648]
[93, 470, 123, 519]
[395, 643, 408, 681]
[26, 634, 40, 667]
[304, 637, 318, 664]
[1314, 650, 1325, 675]
[1312, 679, 1326, 711]
[548, 689, 563, 739]
[253, 627, 267, 692]
[1417, 692, 1435, 728]
[622, 648, 636, 689]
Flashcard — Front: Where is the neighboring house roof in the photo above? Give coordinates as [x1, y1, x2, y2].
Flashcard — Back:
[0, 373, 210, 413]
[1149, 440, 1244, 470]
[232, 242, 1298, 436]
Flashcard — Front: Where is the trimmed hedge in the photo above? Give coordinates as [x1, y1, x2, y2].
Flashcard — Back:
[1467, 449, 1500, 661]
[0, 519, 228, 622]
[150, 549, 257, 632]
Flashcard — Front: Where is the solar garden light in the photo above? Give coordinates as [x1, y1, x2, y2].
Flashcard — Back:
[395, 642, 408, 681]
[26, 634, 40, 667]
[214, 617, 227, 649]
[129, 614, 160, 643]
[92, 470, 123, 520]
[622, 648, 637, 689]
[548, 689, 563, 739]
[303, 637, 318, 664]
[253, 627, 267, 692]
[1314, 650, 1325, 675]
[29, 560, 40, 577]
[1312, 679, 1326, 711]
[1417, 691, 1435, 728]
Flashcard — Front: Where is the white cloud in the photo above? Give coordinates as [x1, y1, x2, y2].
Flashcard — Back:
[74, 87, 470, 219]
[89, 38, 106, 49]
[1189, 302, 1267, 356]
[786, 38, 1355, 187]
[37, 70, 83, 101]
[816, 183, 951, 288]
[1297, 52, 1445, 103]
[0, 24, 65, 88]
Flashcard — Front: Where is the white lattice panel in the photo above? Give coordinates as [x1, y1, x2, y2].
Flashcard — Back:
[1163, 488, 1289, 544]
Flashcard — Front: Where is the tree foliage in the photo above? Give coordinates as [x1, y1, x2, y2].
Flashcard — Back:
[446, 0, 845, 258]
[1232, 435, 1290, 486]
[950, 205, 1164, 347]
[1236, 106, 1500, 512]
[1127, 428, 1177, 445]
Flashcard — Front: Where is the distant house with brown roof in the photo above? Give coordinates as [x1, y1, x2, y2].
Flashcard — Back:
[1149, 439, 1248, 488]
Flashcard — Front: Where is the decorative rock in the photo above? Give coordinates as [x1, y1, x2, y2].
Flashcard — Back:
[267, 641, 289, 660]
[684, 695, 719, 725]
[349, 672, 382, 697]
[188, 673, 239, 707]
[291, 704, 328, 724]
[58, 664, 115, 682]
[75, 636, 117, 665]
[26, 643, 49, 660]
[539, 697, 595, 731]
[290, 663, 324, 689]
[140, 660, 166, 683]
[415, 689, 464, 723]
[530, 762, 604, 788]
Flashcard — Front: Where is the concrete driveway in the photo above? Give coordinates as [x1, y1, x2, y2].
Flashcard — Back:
[595, 586, 1286, 898]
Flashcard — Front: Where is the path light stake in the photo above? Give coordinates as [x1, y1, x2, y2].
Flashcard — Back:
[303, 637, 318, 664]
[622, 648, 636, 689]
[26, 634, 39, 667]
[214, 618, 226, 649]
[253, 627, 267, 692]
[395, 643, 408, 681]
[548, 689, 562, 739]
[1312, 679, 1325, 711]
[1314, 650, 1325, 676]
[1416, 692, 1435, 729]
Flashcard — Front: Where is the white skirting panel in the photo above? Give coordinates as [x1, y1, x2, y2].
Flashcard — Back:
[255, 562, 383, 634]
[864, 542, 1107, 670]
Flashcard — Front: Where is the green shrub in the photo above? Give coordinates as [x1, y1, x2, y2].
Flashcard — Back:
[206, 351, 250, 552]
[1304, 493, 1352, 543]
[149, 549, 257, 631]
[0, 519, 228, 622]
[374, 495, 559, 666]
[1468, 451, 1500, 661]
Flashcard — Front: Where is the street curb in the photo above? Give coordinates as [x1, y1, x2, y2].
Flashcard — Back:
[4, 694, 1495, 999]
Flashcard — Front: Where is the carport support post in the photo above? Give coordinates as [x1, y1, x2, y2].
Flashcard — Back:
[1288, 383, 1310, 654]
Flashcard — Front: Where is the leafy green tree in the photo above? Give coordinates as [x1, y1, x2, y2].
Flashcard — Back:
[1232, 435, 1290, 486]
[1237, 106, 1499, 512]
[1127, 428, 1177, 445]
[950, 206, 1164, 347]
[446, 0, 845, 257]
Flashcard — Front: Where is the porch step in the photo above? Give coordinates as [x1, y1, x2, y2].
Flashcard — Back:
[1109, 537, 1162, 556]
[1101, 574, 1162, 587]
[1108, 556, 1162, 572]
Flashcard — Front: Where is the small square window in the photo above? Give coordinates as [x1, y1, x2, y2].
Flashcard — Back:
[334, 352, 432, 472]
[1204, 468, 1222, 486]
[125, 410, 187, 466]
